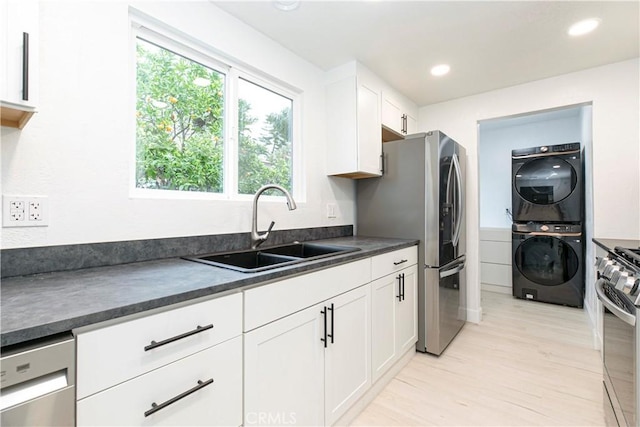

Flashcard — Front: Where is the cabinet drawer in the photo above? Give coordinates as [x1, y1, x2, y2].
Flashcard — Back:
[77, 336, 243, 427]
[371, 246, 417, 279]
[77, 292, 242, 399]
[244, 259, 371, 331]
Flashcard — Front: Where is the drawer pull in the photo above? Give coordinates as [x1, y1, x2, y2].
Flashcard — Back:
[320, 307, 328, 348]
[328, 303, 334, 344]
[22, 32, 29, 101]
[144, 324, 213, 352]
[393, 259, 408, 266]
[144, 378, 214, 417]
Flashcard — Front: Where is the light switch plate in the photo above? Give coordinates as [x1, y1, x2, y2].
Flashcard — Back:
[326, 203, 338, 219]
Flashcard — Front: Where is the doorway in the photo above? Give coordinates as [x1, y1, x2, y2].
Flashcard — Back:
[476, 104, 594, 315]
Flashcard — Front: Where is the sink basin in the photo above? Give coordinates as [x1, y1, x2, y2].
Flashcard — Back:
[185, 250, 300, 272]
[263, 242, 359, 258]
[183, 242, 359, 273]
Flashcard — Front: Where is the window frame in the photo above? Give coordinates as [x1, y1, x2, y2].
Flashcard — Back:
[130, 15, 303, 202]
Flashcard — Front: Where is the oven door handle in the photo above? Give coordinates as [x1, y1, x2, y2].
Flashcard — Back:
[596, 278, 636, 326]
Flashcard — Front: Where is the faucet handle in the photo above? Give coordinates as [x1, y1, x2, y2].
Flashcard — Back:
[266, 221, 275, 233]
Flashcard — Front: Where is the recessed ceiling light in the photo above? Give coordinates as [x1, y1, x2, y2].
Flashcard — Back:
[430, 64, 450, 77]
[568, 18, 600, 36]
[273, 1, 300, 11]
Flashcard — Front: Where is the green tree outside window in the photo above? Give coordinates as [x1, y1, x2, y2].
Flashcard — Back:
[135, 38, 294, 195]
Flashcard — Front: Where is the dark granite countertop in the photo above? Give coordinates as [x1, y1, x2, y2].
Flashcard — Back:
[593, 237, 640, 252]
[1, 236, 417, 347]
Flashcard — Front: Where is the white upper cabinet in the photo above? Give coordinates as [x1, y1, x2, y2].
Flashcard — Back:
[326, 61, 383, 179]
[381, 91, 418, 141]
[325, 61, 420, 178]
[1, 0, 38, 129]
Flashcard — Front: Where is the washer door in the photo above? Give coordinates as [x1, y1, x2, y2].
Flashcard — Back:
[515, 236, 579, 286]
[514, 158, 577, 205]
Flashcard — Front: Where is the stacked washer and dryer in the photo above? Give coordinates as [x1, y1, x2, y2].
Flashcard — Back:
[511, 143, 585, 308]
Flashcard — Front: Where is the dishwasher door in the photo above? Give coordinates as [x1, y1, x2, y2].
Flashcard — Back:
[1, 334, 75, 426]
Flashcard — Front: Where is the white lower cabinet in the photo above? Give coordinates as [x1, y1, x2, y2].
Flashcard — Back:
[244, 302, 324, 427]
[371, 264, 418, 383]
[324, 285, 371, 425]
[244, 285, 371, 426]
[75, 293, 243, 427]
[75, 246, 418, 427]
[77, 336, 242, 426]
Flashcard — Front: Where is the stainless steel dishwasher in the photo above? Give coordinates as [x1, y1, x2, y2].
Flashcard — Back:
[1, 333, 75, 426]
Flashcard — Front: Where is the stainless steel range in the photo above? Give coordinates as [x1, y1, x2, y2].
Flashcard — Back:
[595, 244, 640, 427]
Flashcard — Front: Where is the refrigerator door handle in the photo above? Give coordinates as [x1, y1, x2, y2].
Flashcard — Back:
[439, 257, 466, 279]
[451, 153, 464, 247]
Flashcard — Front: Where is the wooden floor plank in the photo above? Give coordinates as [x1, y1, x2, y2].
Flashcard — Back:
[351, 291, 605, 426]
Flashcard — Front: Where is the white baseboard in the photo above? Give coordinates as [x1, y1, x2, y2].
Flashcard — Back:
[466, 305, 483, 324]
[481, 282, 511, 295]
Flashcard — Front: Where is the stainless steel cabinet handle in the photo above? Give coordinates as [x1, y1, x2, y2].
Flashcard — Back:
[595, 278, 636, 326]
[144, 324, 213, 351]
[452, 153, 463, 247]
[393, 259, 408, 266]
[396, 274, 403, 301]
[144, 379, 214, 417]
[440, 262, 465, 279]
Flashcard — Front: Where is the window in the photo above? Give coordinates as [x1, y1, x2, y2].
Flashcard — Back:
[237, 78, 293, 195]
[135, 38, 225, 193]
[133, 26, 298, 198]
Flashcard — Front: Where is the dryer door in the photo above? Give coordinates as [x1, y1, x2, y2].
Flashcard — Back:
[514, 236, 579, 286]
[514, 157, 577, 205]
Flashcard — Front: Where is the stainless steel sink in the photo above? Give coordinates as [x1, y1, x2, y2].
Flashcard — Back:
[183, 242, 359, 273]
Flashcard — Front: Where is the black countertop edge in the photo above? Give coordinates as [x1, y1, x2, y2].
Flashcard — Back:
[1, 237, 418, 348]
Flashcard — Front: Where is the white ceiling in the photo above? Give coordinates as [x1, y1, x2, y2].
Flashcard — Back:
[212, 0, 640, 106]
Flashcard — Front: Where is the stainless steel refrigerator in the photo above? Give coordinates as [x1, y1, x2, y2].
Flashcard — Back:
[357, 130, 466, 355]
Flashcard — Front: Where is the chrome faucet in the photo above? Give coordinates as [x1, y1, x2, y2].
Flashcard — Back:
[251, 184, 297, 249]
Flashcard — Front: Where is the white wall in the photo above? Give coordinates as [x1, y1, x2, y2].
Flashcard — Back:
[0, 2, 355, 249]
[478, 108, 583, 229]
[419, 58, 640, 323]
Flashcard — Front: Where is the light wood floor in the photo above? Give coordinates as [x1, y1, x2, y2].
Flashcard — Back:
[351, 291, 605, 426]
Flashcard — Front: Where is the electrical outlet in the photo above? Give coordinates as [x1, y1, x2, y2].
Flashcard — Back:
[3, 195, 48, 227]
[29, 201, 42, 221]
[10, 210, 25, 222]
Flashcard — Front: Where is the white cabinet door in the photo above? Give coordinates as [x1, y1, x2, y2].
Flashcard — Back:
[356, 80, 382, 176]
[2, 0, 38, 107]
[396, 265, 418, 355]
[77, 337, 243, 427]
[405, 114, 417, 135]
[381, 92, 418, 139]
[324, 285, 371, 425]
[326, 66, 382, 179]
[244, 304, 324, 426]
[381, 96, 403, 135]
[1, 0, 38, 129]
[370, 263, 418, 383]
[370, 274, 398, 383]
